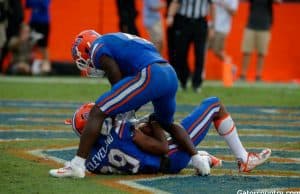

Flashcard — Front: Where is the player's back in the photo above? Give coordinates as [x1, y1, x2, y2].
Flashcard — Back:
[91, 32, 167, 76]
[85, 121, 161, 174]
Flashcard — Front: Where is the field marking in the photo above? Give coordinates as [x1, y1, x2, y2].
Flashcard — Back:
[29, 149, 68, 164]
[4, 135, 299, 194]
[119, 174, 300, 194]
[1, 100, 299, 193]
[1, 76, 299, 89]
[27, 146, 300, 173]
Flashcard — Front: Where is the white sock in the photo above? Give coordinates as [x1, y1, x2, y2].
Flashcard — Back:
[214, 115, 248, 162]
[71, 155, 86, 170]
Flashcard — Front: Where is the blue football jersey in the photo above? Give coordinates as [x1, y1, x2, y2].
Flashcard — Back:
[85, 121, 161, 174]
[86, 97, 221, 174]
[90, 32, 167, 76]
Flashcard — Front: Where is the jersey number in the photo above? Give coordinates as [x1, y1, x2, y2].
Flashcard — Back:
[107, 149, 140, 173]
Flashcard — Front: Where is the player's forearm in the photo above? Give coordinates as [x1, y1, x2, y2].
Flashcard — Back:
[133, 123, 168, 155]
[167, 0, 180, 18]
[138, 137, 168, 155]
[76, 106, 106, 158]
[210, 3, 216, 27]
[150, 121, 167, 143]
[168, 124, 197, 156]
[223, 3, 237, 16]
[100, 55, 122, 85]
[76, 128, 100, 158]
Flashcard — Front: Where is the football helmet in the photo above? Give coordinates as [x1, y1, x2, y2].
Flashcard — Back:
[66, 102, 113, 136]
[70, 102, 95, 136]
[71, 30, 104, 77]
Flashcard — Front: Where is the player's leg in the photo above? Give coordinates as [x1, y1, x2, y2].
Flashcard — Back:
[240, 28, 255, 80]
[95, 66, 154, 116]
[151, 65, 199, 157]
[180, 97, 221, 145]
[192, 18, 207, 91]
[180, 97, 223, 168]
[96, 63, 177, 119]
[173, 16, 191, 90]
[213, 103, 271, 172]
[256, 30, 271, 81]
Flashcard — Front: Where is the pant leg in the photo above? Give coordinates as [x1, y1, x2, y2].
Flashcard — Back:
[192, 18, 208, 89]
[181, 97, 220, 145]
[173, 15, 192, 88]
[166, 97, 221, 173]
[96, 64, 177, 127]
[167, 26, 176, 67]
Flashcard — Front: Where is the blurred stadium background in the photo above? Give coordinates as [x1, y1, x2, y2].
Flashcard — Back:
[2, 0, 299, 82]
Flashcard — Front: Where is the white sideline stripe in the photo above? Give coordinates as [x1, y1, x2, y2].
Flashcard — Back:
[29, 149, 68, 164]
[119, 174, 300, 194]
[0, 76, 109, 84]
[2, 129, 299, 138]
[198, 145, 300, 153]
[28, 147, 78, 164]
[1, 76, 299, 89]
[0, 138, 74, 142]
[26, 147, 300, 166]
[119, 179, 171, 194]
[0, 139, 29, 142]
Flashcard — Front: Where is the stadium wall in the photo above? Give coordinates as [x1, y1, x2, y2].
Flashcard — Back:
[23, 1, 300, 82]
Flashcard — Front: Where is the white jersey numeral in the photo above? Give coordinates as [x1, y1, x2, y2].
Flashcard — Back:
[107, 148, 140, 173]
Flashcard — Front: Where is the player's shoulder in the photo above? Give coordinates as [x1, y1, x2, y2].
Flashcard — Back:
[100, 32, 125, 40]
[92, 33, 125, 47]
[112, 120, 134, 140]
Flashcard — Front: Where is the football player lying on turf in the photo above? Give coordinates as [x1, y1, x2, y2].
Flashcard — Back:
[49, 97, 271, 178]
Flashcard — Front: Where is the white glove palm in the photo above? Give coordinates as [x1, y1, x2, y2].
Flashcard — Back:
[191, 154, 211, 176]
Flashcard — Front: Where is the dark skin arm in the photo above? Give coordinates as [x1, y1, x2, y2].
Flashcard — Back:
[76, 105, 107, 158]
[76, 55, 122, 158]
[213, 103, 230, 121]
[166, 103, 230, 156]
[165, 123, 197, 156]
[132, 121, 168, 155]
[134, 121, 197, 156]
[99, 55, 123, 85]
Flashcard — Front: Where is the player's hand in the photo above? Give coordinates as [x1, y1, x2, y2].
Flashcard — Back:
[191, 153, 211, 176]
[166, 15, 174, 27]
[150, 120, 161, 128]
[132, 127, 146, 141]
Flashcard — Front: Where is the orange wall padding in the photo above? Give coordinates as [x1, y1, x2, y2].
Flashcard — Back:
[23, 1, 300, 82]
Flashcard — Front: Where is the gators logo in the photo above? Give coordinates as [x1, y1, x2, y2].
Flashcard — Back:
[71, 37, 83, 59]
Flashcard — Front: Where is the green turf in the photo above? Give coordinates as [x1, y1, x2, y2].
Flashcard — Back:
[0, 76, 299, 194]
[0, 153, 128, 194]
[1, 76, 300, 106]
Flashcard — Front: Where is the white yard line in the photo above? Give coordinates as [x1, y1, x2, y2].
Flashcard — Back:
[1, 76, 299, 88]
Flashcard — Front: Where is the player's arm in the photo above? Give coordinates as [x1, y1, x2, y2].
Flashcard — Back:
[166, 0, 180, 27]
[220, 1, 238, 16]
[99, 55, 122, 85]
[132, 121, 168, 155]
[76, 105, 107, 158]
